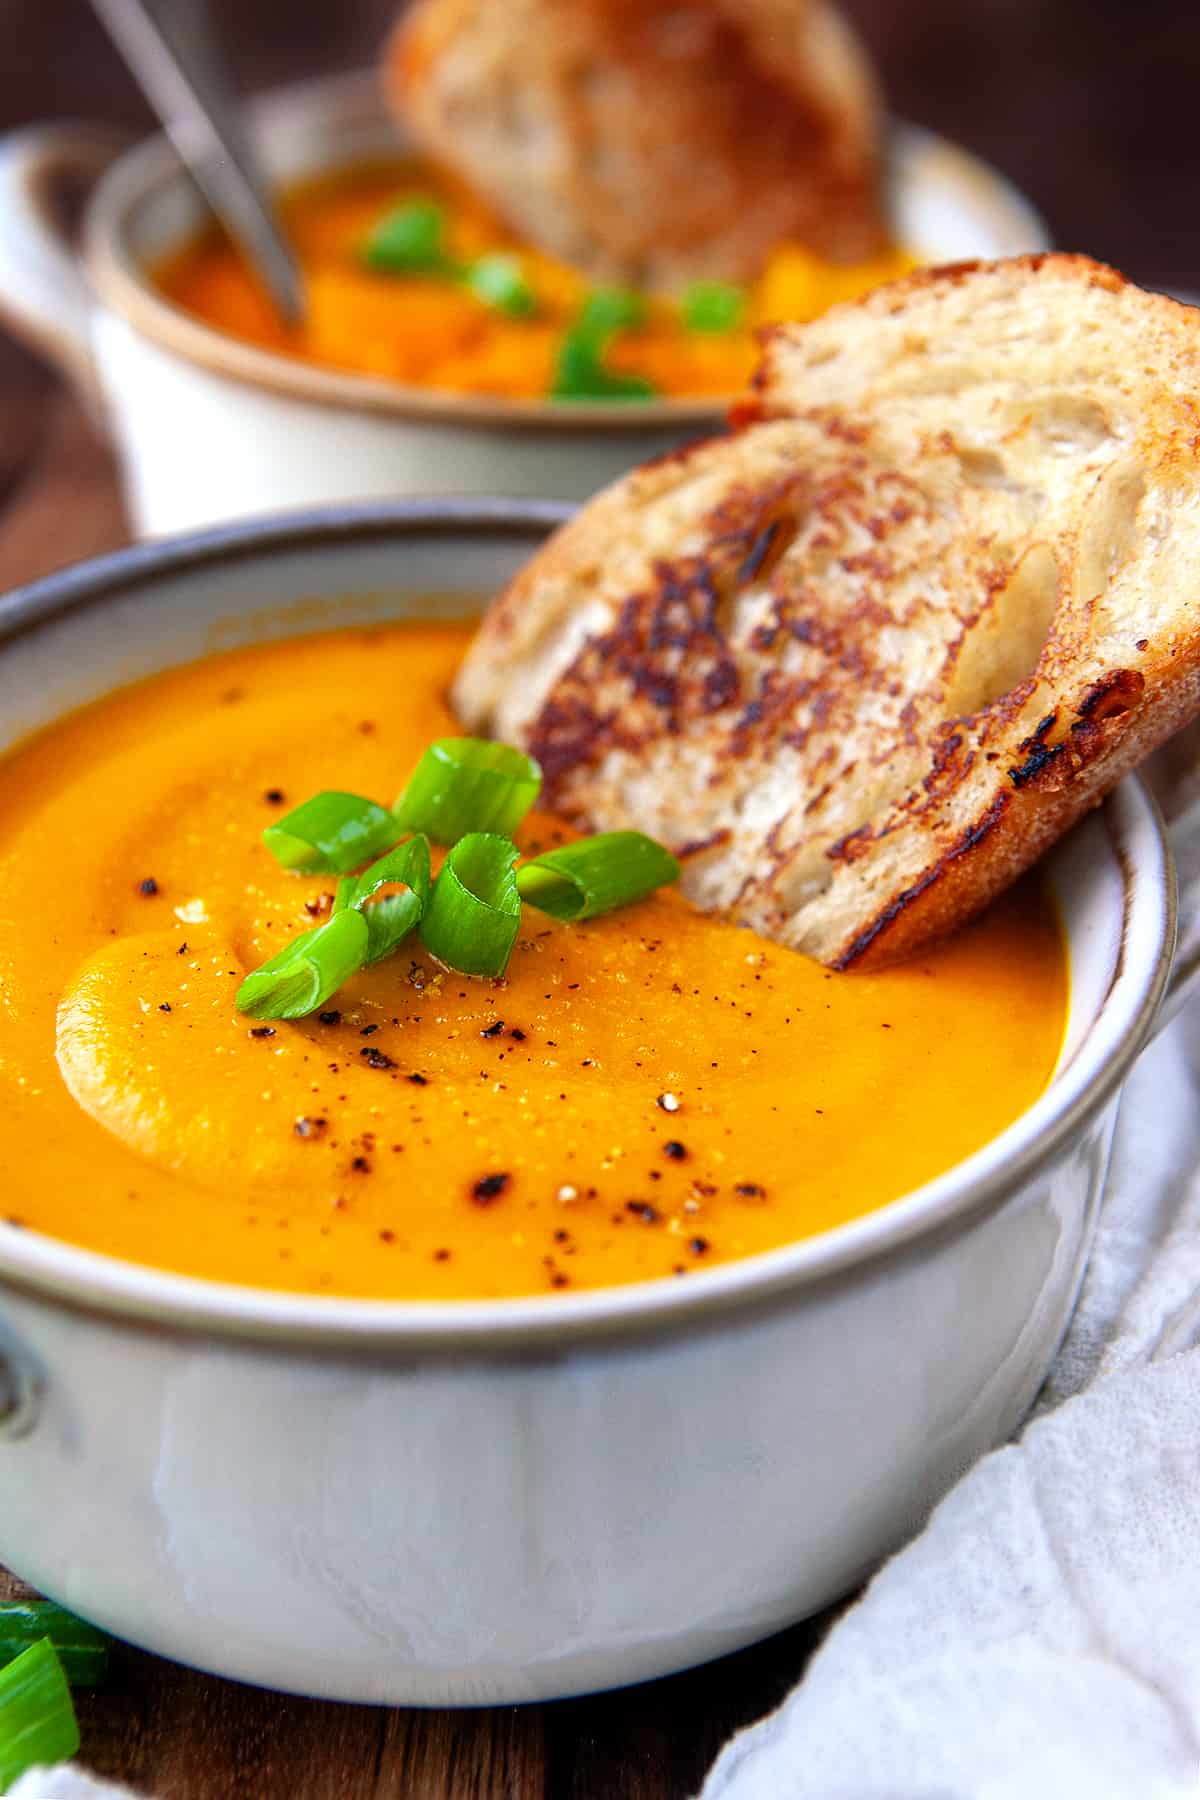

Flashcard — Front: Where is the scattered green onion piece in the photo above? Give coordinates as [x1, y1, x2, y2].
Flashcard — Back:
[579, 287, 648, 334]
[361, 198, 454, 274]
[550, 284, 657, 400]
[0, 1605, 108, 1690]
[465, 253, 537, 317]
[263, 791, 401, 875]
[0, 1640, 79, 1793]
[341, 834, 432, 965]
[681, 280, 745, 333]
[516, 831, 681, 921]
[237, 909, 369, 1020]
[420, 833, 521, 977]
[395, 739, 542, 842]
[551, 329, 658, 401]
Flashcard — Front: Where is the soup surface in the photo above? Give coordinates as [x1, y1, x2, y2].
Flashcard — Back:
[154, 161, 915, 401]
[0, 622, 1066, 1300]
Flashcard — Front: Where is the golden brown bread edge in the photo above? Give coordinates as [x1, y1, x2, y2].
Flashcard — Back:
[455, 254, 1200, 967]
[386, 0, 887, 285]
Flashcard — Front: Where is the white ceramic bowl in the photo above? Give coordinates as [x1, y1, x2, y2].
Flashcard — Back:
[0, 72, 1049, 537]
[0, 502, 1190, 1706]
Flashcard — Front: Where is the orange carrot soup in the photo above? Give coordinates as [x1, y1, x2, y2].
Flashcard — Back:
[154, 161, 916, 402]
[0, 621, 1066, 1299]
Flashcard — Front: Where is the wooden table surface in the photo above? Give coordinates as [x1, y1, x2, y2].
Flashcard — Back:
[0, 388, 844, 1798]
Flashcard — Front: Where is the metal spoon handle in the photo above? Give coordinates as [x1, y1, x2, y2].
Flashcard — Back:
[89, 0, 304, 322]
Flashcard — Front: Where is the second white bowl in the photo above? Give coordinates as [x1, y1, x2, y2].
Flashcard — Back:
[0, 72, 1049, 536]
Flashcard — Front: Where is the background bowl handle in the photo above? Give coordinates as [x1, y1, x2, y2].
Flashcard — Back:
[1145, 728, 1200, 1033]
[0, 123, 128, 408]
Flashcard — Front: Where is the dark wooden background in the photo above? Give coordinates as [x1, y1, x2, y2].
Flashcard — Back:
[1, 2, 1198, 1794]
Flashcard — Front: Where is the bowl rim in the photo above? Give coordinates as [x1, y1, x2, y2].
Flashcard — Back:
[0, 501, 1175, 1350]
[81, 68, 1050, 433]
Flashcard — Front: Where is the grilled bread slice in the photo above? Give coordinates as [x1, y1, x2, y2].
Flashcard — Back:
[385, 0, 886, 286]
[454, 255, 1200, 967]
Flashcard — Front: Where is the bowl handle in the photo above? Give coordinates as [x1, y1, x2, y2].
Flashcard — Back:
[1145, 729, 1200, 1032]
[0, 124, 128, 408]
[0, 1321, 41, 1441]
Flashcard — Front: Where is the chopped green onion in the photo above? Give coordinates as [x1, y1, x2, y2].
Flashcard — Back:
[681, 280, 745, 333]
[340, 834, 432, 965]
[579, 288, 648, 334]
[517, 832, 681, 921]
[465, 253, 537, 317]
[346, 834, 432, 911]
[237, 909, 368, 1020]
[420, 833, 521, 977]
[0, 1604, 108, 1689]
[361, 198, 454, 274]
[0, 1640, 79, 1793]
[244, 741, 678, 1000]
[263, 791, 401, 875]
[551, 329, 658, 401]
[395, 739, 542, 843]
[361, 887, 426, 966]
[550, 284, 658, 400]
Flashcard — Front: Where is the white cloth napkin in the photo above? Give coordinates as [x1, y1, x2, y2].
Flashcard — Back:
[11, 1769, 144, 1798]
[701, 1010, 1200, 1800]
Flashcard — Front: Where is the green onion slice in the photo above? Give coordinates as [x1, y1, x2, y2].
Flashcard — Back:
[465, 253, 537, 317]
[0, 1604, 108, 1689]
[551, 329, 658, 401]
[395, 739, 542, 843]
[340, 834, 432, 965]
[420, 833, 521, 977]
[681, 280, 745, 333]
[516, 832, 681, 921]
[579, 287, 648, 334]
[0, 1640, 79, 1793]
[263, 791, 401, 875]
[361, 198, 454, 274]
[237, 908, 369, 1020]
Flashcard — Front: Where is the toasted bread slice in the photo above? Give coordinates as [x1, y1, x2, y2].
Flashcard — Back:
[455, 255, 1200, 967]
[386, 0, 886, 286]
